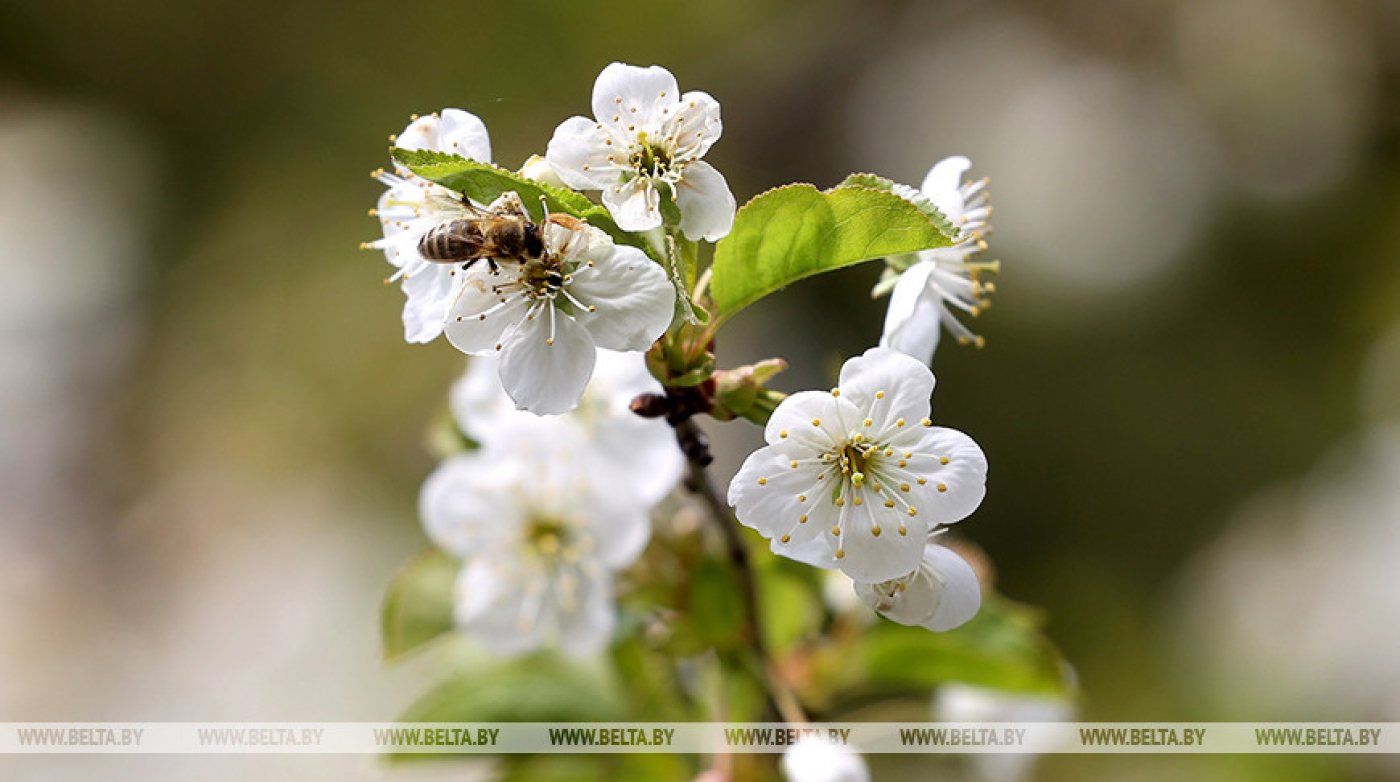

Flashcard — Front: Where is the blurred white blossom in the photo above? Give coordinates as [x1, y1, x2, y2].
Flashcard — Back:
[781, 737, 871, 782]
[854, 537, 981, 631]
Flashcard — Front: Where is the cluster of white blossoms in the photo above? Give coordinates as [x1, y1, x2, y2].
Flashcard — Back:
[729, 348, 987, 631]
[421, 351, 683, 655]
[367, 63, 735, 415]
[876, 155, 997, 364]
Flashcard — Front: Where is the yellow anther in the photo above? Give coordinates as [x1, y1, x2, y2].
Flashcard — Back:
[876, 391, 885, 399]
[790, 460, 799, 469]
[871, 526, 882, 537]
[863, 418, 873, 427]
[937, 484, 947, 492]
[831, 388, 840, 397]
[898, 460, 907, 468]
[797, 494, 807, 503]
[799, 515, 808, 523]
[779, 430, 789, 439]
[900, 483, 911, 492]
[907, 507, 918, 517]
[756, 478, 767, 486]
[780, 534, 791, 543]
[835, 549, 845, 559]
[898, 526, 908, 536]
[835, 498, 845, 507]
[939, 456, 950, 465]
[917, 478, 927, 485]
[811, 418, 822, 427]
[883, 499, 895, 508]
[830, 526, 841, 536]
[884, 448, 894, 457]
[852, 496, 863, 506]
[895, 418, 905, 427]
[921, 418, 932, 427]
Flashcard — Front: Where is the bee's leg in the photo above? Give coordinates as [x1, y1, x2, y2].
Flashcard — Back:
[486, 258, 500, 274]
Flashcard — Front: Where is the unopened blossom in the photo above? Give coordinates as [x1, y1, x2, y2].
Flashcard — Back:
[877, 155, 997, 364]
[547, 62, 736, 241]
[781, 738, 871, 782]
[729, 348, 988, 583]
[853, 537, 981, 631]
[367, 109, 492, 343]
[442, 215, 674, 415]
[419, 441, 652, 656]
[450, 349, 683, 504]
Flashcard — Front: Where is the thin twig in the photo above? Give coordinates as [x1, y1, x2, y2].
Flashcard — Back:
[674, 417, 808, 725]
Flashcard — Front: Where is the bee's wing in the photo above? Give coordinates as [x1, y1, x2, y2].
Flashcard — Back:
[424, 191, 479, 220]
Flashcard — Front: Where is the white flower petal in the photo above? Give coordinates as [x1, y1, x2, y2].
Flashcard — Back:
[902, 427, 988, 524]
[519, 154, 570, 190]
[675, 160, 736, 241]
[590, 62, 678, 135]
[729, 444, 831, 546]
[454, 560, 551, 655]
[880, 261, 943, 366]
[853, 567, 940, 626]
[837, 347, 935, 427]
[601, 176, 662, 232]
[763, 391, 858, 451]
[920, 155, 972, 223]
[667, 90, 723, 161]
[773, 534, 839, 570]
[497, 307, 597, 414]
[547, 116, 625, 190]
[419, 455, 518, 556]
[782, 739, 871, 782]
[400, 263, 461, 343]
[568, 245, 673, 351]
[443, 274, 531, 354]
[830, 501, 928, 583]
[921, 544, 981, 631]
[433, 108, 492, 161]
[555, 570, 617, 656]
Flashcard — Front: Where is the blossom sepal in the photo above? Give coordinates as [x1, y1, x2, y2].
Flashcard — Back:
[712, 358, 789, 424]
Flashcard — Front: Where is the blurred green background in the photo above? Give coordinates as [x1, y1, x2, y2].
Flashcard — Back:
[2, 0, 1399, 779]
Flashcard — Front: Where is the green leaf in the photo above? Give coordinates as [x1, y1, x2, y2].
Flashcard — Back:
[381, 549, 459, 664]
[708, 183, 958, 322]
[856, 596, 1071, 697]
[756, 559, 823, 655]
[389, 148, 658, 261]
[837, 172, 960, 240]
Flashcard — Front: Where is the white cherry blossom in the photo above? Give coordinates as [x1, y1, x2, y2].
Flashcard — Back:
[878, 155, 998, 364]
[367, 109, 492, 343]
[853, 536, 981, 631]
[450, 349, 683, 504]
[442, 216, 674, 415]
[728, 348, 988, 583]
[547, 62, 736, 241]
[419, 440, 652, 657]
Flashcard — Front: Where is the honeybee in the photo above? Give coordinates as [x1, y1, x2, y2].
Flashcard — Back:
[418, 191, 583, 274]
